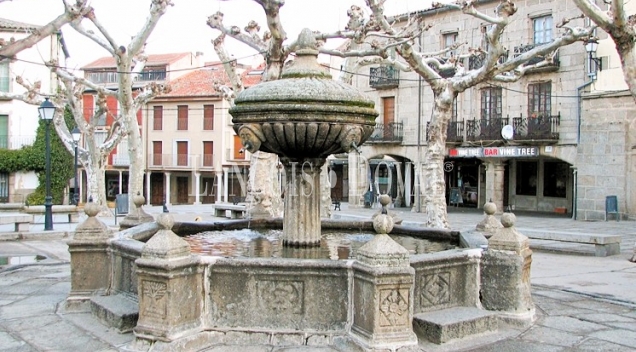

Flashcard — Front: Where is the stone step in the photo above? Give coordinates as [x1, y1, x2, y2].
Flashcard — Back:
[90, 294, 139, 333]
[413, 306, 498, 344]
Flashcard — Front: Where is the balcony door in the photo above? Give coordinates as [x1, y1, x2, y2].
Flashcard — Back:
[177, 141, 188, 166]
[203, 141, 214, 167]
[153, 141, 162, 166]
[382, 97, 395, 139]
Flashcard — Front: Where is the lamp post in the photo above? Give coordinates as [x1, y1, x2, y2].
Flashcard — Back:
[38, 98, 55, 231]
[585, 38, 602, 75]
[71, 127, 81, 205]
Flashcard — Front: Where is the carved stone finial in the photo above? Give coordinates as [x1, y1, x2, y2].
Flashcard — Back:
[501, 212, 516, 228]
[84, 201, 100, 218]
[476, 201, 503, 237]
[157, 212, 174, 230]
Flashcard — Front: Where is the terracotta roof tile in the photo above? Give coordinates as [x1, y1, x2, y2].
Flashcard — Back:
[161, 66, 230, 97]
[0, 18, 39, 31]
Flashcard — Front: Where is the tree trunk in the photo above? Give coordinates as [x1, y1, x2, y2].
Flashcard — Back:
[423, 90, 454, 229]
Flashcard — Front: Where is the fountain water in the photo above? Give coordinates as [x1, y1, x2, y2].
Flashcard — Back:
[66, 28, 535, 352]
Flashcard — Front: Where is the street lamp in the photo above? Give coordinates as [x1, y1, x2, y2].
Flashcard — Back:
[38, 98, 55, 231]
[71, 127, 81, 205]
[585, 39, 602, 73]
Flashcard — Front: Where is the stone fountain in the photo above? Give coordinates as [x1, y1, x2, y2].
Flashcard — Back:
[66, 28, 536, 352]
[230, 28, 376, 246]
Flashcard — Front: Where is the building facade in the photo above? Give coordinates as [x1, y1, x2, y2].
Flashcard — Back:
[342, 0, 601, 216]
[0, 18, 66, 203]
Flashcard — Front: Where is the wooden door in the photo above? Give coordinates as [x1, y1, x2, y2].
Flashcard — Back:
[177, 177, 188, 204]
[203, 141, 214, 167]
[150, 173, 164, 205]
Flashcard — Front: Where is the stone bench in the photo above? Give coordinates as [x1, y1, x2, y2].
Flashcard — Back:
[212, 203, 247, 219]
[521, 228, 621, 257]
[0, 213, 33, 232]
[23, 205, 80, 224]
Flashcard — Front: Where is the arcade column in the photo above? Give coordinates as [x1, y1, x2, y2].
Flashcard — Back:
[483, 159, 506, 213]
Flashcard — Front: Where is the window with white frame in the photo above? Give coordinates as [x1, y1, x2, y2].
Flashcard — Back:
[0, 61, 9, 92]
[533, 15, 553, 44]
[480, 87, 502, 121]
[443, 32, 458, 57]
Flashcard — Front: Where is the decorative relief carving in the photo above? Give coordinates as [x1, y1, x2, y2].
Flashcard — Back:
[257, 280, 304, 314]
[379, 289, 409, 326]
[421, 272, 451, 307]
[142, 280, 168, 318]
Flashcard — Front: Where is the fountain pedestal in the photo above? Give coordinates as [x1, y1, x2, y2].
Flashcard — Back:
[281, 158, 324, 246]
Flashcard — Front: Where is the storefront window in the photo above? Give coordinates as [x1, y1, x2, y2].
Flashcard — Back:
[516, 161, 537, 196]
[543, 162, 568, 198]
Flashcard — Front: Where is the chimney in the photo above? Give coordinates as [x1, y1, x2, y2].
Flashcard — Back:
[193, 51, 204, 68]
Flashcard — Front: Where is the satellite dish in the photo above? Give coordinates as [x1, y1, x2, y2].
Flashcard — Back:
[501, 125, 514, 140]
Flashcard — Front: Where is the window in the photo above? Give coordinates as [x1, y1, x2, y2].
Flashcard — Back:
[153, 141, 162, 166]
[177, 105, 188, 130]
[480, 87, 502, 120]
[0, 61, 9, 92]
[516, 161, 537, 196]
[95, 95, 106, 126]
[233, 135, 245, 159]
[203, 141, 214, 167]
[443, 32, 458, 57]
[177, 141, 188, 166]
[153, 106, 163, 130]
[452, 97, 458, 122]
[203, 105, 214, 130]
[0, 115, 7, 149]
[533, 15, 553, 44]
[480, 25, 493, 51]
[543, 162, 568, 198]
[528, 82, 551, 118]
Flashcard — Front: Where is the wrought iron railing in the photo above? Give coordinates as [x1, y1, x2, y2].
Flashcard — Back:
[468, 51, 509, 70]
[426, 121, 464, 143]
[0, 135, 36, 149]
[512, 113, 560, 140]
[465, 113, 560, 141]
[147, 154, 217, 169]
[369, 66, 399, 89]
[513, 43, 560, 72]
[367, 122, 403, 143]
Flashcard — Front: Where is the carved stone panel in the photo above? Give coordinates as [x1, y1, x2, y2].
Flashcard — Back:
[420, 272, 451, 308]
[142, 280, 168, 319]
[379, 288, 409, 327]
[256, 279, 304, 315]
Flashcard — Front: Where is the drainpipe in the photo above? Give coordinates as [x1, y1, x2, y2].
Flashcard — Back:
[575, 78, 594, 220]
[416, 36, 422, 213]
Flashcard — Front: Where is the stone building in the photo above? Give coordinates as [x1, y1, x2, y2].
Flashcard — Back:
[0, 19, 67, 203]
[337, 0, 627, 218]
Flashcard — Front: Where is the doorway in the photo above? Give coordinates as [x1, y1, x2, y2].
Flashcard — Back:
[177, 177, 188, 204]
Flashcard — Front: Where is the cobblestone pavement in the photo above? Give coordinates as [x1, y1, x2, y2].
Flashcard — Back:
[0, 203, 635, 351]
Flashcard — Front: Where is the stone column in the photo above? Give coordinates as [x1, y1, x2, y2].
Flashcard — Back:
[223, 167, 229, 203]
[133, 213, 203, 344]
[481, 213, 535, 326]
[483, 160, 505, 213]
[193, 172, 201, 205]
[66, 201, 112, 310]
[245, 152, 283, 219]
[118, 170, 123, 194]
[164, 172, 171, 206]
[349, 197, 418, 350]
[281, 158, 324, 246]
[405, 162, 412, 207]
[120, 192, 154, 230]
[215, 171, 223, 203]
[145, 171, 152, 206]
[320, 162, 332, 219]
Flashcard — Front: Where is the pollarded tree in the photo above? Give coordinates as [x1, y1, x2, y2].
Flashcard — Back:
[59, 0, 173, 211]
[344, 0, 594, 228]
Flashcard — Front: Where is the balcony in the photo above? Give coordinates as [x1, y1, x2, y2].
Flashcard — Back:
[512, 113, 560, 140]
[147, 154, 217, 170]
[426, 121, 465, 143]
[468, 51, 509, 70]
[112, 154, 130, 166]
[366, 123, 403, 143]
[369, 66, 399, 89]
[513, 43, 560, 73]
[0, 135, 36, 149]
[466, 114, 560, 142]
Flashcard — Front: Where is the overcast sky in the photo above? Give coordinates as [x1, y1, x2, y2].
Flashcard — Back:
[1, 0, 433, 72]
